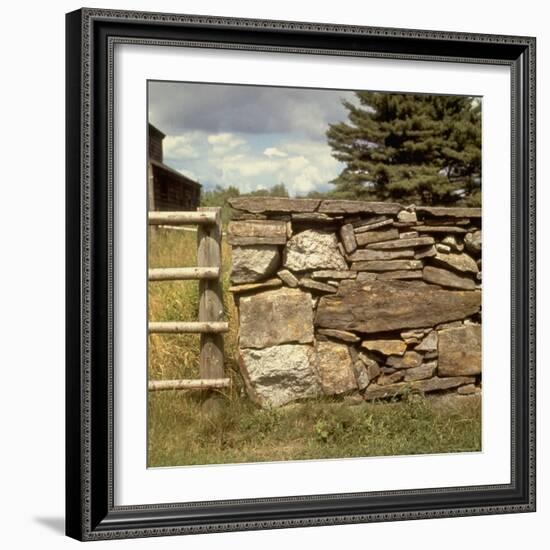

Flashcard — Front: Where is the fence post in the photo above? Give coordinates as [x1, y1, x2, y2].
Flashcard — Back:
[197, 207, 225, 409]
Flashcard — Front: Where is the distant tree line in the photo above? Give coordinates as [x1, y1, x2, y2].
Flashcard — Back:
[201, 183, 291, 224]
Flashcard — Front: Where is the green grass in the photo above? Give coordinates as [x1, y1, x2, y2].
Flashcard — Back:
[148, 391, 481, 467]
[147, 227, 481, 467]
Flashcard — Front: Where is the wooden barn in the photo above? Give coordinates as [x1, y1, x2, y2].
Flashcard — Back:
[147, 123, 201, 211]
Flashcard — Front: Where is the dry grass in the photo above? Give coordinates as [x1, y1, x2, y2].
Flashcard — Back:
[147, 227, 240, 392]
[147, 227, 481, 467]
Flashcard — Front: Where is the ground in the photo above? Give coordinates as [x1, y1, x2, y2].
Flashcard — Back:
[147, 227, 481, 467]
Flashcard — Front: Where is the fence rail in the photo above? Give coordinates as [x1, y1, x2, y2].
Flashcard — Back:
[148, 211, 217, 226]
[148, 321, 229, 334]
[148, 378, 231, 391]
[148, 266, 220, 281]
[148, 207, 228, 397]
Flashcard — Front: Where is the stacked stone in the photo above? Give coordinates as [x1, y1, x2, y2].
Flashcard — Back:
[227, 197, 482, 408]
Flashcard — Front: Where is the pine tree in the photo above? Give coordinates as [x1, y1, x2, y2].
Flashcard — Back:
[326, 92, 481, 206]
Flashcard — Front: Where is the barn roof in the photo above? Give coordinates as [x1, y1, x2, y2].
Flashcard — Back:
[149, 158, 201, 188]
[148, 123, 166, 140]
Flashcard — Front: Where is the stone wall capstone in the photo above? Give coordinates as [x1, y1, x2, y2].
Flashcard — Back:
[227, 197, 482, 408]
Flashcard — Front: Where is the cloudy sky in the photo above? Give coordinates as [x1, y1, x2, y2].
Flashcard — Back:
[148, 81, 357, 196]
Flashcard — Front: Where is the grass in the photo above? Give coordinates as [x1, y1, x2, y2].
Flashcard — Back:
[147, 227, 240, 387]
[147, 227, 481, 467]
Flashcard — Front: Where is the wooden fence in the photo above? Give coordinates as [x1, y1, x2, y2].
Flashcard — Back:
[147, 207, 230, 392]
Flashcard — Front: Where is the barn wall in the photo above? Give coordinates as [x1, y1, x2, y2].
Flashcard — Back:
[151, 165, 201, 211]
[148, 127, 164, 162]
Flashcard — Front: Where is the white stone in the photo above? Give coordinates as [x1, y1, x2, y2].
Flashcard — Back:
[230, 245, 281, 284]
[239, 345, 320, 407]
[283, 229, 348, 272]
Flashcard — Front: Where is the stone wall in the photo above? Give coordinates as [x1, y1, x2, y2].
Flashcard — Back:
[227, 197, 482, 408]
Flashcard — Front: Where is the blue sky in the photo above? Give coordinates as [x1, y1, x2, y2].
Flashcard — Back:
[148, 81, 357, 196]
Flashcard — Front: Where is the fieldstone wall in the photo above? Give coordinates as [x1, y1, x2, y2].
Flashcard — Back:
[227, 197, 482, 408]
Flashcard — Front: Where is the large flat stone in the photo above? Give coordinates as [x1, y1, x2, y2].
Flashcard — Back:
[351, 260, 422, 272]
[355, 227, 399, 247]
[438, 325, 482, 376]
[283, 229, 348, 272]
[423, 265, 477, 290]
[315, 341, 358, 395]
[315, 280, 480, 334]
[416, 206, 482, 218]
[229, 197, 320, 213]
[348, 248, 414, 261]
[366, 236, 435, 250]
[227, 220, 287, 245]
[311, 270, 357, 280]
[318, 200, 401, 215]
[230, 245, 281, 284]
[364, 375, 476, 400]
[239, 287, 314, 348]
[422, 217, 470, 226]
[416, 225, 468, 234]
[354, 218, 393, 232]
[291, 212, 339, 222]
[238, 345, 320, 407]
[229, 278, 282, 294]
[317, 328, 360, 343]
[376, 270, 422, 280]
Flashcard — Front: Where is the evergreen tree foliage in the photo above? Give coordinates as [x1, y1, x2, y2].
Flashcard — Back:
[326, 92, 481, 206]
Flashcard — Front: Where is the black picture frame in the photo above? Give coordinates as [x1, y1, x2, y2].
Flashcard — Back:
[66, 7, 536, 541]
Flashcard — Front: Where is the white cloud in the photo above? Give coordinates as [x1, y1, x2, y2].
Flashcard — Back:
[148, 81, 356, 195]
[177, 168, 198, 181]
[163, 134, 203, 161]
[263, 147, 287, 158]
[207, 132, 246, 155]
[208, 142, 340, 196]
[158, 129, 344, 197]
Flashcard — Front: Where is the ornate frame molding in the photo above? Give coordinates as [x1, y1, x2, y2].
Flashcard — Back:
[66, 8, 536, 541]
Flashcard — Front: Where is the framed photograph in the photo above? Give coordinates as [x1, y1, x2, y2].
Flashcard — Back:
[65, 8, 536, 541]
